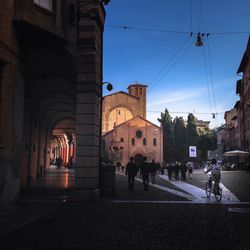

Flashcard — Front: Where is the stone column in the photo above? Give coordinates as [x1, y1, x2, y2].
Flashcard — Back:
[74, 0, 106, 201]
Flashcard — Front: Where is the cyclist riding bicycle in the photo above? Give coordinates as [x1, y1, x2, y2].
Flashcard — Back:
[204, 158, 221, 189]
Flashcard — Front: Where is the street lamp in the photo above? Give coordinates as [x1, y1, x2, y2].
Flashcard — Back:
[99, 81, 113, 184]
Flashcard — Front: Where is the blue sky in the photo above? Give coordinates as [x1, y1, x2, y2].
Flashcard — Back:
[103, 0, 250, 128]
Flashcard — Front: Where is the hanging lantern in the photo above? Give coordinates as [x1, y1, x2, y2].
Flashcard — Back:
[195, 33, 203, 47]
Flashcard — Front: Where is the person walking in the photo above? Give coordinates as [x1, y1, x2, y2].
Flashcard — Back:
[116, 162, 121, 172]
[140, 156, 151, 191]
[160, 162, 165, 175]
[56, 156, 63, 170]
[121, 161, 125, 173]
[187, 162, 193, 179]
[125, 157, 138, 191]
[174, 161, 180, 180]
[150, 159, 157, 184]
[167, 163, 173, 180]
[180, 161, 187, 180]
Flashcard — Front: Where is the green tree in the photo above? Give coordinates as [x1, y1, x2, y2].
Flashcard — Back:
[158, 108, 174, 163]
[173, 116, 187, 161]
[186, 113, 198, 148]
[198, 129, 217, 161]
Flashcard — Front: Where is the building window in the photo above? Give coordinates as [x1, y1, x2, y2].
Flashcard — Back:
[135, 130, 142, 139]
[131, 138, 135, 146]
[143, 138, 147, 146]
[120, 138, 124, 142]
[139, 88, 142, 95]
[153, 138, 157, 146]
[34, 0, 56, 12]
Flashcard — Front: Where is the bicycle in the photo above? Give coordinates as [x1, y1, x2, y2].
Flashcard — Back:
[205, 179, 222, 201]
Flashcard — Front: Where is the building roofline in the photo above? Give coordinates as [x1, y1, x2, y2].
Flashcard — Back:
[237, 35, 250, 73]
[103, 91, 139, 100]
[127, 83, 148, 89]
[102, 116, 161, 137]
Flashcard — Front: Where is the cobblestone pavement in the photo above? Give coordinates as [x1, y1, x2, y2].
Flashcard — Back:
[183, 169, 250, 202]
[0, 169, 250, 249]
[0, 201, 250, 249]
[116, 169, 250, 203]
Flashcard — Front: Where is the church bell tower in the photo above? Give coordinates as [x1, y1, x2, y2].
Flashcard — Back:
[128, 83, 147, 119]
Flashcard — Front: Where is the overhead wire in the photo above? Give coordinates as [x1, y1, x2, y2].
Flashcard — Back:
[147, 110, 224, 115]
[189, 0, 193, 33]
[202, 41, 213, 114]
[206, 35, 218, 116]
[105, 25, 250, 35]
[105, 25, 190, 34]
[148, 36, 191, 86]
[198, 0, 202, 32]
[189, 0, 193, 32]
[148, 36, 195, 93]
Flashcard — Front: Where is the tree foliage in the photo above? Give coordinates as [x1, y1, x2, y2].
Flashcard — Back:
[186, 113, 198, 147]
[158, 108, 174, 163]
[158, 110, 217, 163]
[198, 129, 217, 161]
[173, 117, 187, 161]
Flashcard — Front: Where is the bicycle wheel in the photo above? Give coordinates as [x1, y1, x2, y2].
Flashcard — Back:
[205, 182, 211, 198]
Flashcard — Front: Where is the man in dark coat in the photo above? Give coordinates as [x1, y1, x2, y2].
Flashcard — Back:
[150, 159, 158, 184]
[126, 157, 138, 190]
[140, 156, 151, 191]
[180, 162, 187, 180]
[167, 163, 173, 180]
[174, 161, 180, 180]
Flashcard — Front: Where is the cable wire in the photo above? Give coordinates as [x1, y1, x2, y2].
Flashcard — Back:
[105, 25, 250, 35]
[106, 25, 191, 34]
[198, 0, 202, 32]
[189, 0, 193, 33]
[147, 110, 223, 115]
[148, 36, 195, 93]
[202, 44, 213, 115]
[206, 35, 218, 116]
[148, 36, 191, 86]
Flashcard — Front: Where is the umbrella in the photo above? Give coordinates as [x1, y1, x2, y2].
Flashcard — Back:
[223, 150, 250, 157]
[223, 150, 250, 169]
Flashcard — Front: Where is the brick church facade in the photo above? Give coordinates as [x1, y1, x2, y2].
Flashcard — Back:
[102, 84, 163, 165]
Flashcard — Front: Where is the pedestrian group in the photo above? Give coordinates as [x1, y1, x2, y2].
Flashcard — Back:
[122, 157, 194, 191]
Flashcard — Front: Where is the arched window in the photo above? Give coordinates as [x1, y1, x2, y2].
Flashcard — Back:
[143, 138, 147, 146]
[139, 88, 142, 95]
[135, 87, 138, 95]
[131, 138, 135, 146]
[153, 138, 157, 146]
[120, 138, 124, 142]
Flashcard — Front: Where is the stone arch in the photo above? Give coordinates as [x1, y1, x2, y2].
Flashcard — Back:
[107, 105, 133, 131]
[102, 92, 140, 132]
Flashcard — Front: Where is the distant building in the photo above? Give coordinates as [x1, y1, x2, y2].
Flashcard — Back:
[195, 118, 210, 134]
[208, 124, 227, 161]
[102, 84, 163, 165]
[236, 35, 250, 152]
[224, 104, 241, 150]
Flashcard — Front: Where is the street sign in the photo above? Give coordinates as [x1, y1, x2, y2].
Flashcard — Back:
[189, 146, 197, 157]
